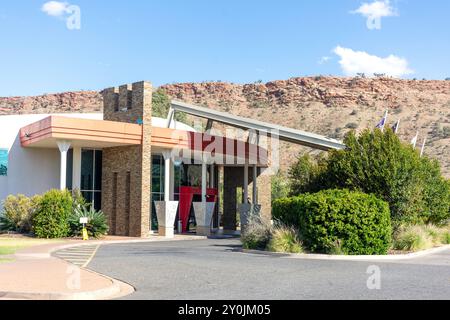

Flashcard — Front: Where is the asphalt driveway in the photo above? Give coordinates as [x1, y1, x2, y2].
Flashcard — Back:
[87, 239, 450, 300]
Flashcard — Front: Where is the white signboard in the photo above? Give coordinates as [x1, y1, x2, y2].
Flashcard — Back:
[79, 217, 88, 224]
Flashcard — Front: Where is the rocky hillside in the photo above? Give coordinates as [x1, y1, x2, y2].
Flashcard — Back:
[1, 77, 449, 176]
[0, 91, 102, 114]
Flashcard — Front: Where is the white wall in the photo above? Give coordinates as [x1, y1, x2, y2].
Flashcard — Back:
[5, 135, 60, 196]
[0, 113, 102, 210]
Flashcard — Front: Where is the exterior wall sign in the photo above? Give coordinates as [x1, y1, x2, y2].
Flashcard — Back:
[0, 149, 7, 176]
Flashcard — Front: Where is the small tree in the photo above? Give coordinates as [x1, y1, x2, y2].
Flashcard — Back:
[288, 154, 326, 195]
[152, 89, 187, 123]
[271, 170, 290, 202]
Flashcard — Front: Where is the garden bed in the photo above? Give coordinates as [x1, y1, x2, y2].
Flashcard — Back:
[243, 244, 450, 260]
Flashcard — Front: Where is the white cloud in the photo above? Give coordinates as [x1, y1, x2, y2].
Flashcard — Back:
[333, 46, 413, 78]
[42, 1, 70, 17]
[351, 1, 397, 30]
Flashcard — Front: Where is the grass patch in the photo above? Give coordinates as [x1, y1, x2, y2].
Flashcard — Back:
[241, 217, 304, 254]
[393, 226, 433, 251]
[241, 215, 273, 250]
[0, 258, 14, 264]
[0, 238, 60, 256]
[393, 224, 450, 252]
[267, 225, 303, 254]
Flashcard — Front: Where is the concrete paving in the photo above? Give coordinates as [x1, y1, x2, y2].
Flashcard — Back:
[0, 242, 119, 300]
[87, 239, 450, 300]
[52, 245, 100, 267]
[0, 234, 207, 300]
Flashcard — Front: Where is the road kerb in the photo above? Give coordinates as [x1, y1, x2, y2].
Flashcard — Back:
[242, 244, 450, 261]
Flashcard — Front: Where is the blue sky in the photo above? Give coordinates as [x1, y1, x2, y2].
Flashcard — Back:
[0, 0, 449, 96]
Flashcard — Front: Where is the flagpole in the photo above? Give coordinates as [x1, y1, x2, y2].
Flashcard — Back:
[382, 110, 388, 132]
[395, 119, 400, 134]
[412, 131, 419, 148]
[420, 137, 427, 157]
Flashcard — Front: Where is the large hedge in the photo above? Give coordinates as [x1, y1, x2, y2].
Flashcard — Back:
[273, 189, 392, 255]
[289, 129, 450, 227]
[32, 189, 73, 238]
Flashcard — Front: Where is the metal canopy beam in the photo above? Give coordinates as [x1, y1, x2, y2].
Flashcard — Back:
[170, 100, 346, 151]
[206, 119, 214, 131]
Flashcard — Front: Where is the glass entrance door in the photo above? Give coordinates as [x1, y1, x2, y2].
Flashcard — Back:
[80, 149, 102, 211]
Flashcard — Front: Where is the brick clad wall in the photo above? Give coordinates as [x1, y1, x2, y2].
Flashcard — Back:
[101, 81, 152, 237]
[223, 166, 272, 231]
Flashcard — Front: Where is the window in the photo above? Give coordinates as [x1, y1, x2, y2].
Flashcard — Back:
[151, 155, 164, 230]
[80, 149, 102, 211]
[150, 155, 185, 231]
[113, 93, 119, 112]
[127, 90, 133, 110]
[66, 149, 73, 190]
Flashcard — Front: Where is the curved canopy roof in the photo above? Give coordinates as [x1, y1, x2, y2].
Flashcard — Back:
[170, 100, 346, 151]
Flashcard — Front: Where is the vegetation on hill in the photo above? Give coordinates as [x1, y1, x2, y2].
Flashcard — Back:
[152, 89, 187, 123]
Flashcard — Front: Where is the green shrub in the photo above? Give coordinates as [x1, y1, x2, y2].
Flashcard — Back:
[441, 229, 450, 244]
[241, 215, 273, 250]
[72, 189, 87, 212]
[291, 129, 450, 227]
[152, 88, 187, 123]
[423, 224, 442, 245]
[0, 213, 16, 232]
[0, 194, 41, 233]
[393, 225, 434, 251]
[68, 205, 109, 239]
[32, 190, 73, 239]
[273, 189, 392, 255]
[328, 240, 345, 255]
[288, 154, 326, 195]
[267, 224, 303, 253]
[271, 170, 290, 203]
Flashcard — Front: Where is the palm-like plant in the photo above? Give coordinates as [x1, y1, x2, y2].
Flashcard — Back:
[68, 205, 109, 239]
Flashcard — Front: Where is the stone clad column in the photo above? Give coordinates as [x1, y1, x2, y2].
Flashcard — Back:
[252, 164, 258, 204]
[101, 81, 152, 238]
[243, 162, 249, 204]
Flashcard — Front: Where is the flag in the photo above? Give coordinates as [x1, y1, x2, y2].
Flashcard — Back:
[411, 131, 419, 148]
[391, 119, 400, 134]
[375, 110, 388, 132]
[420, 137, 427, 157]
